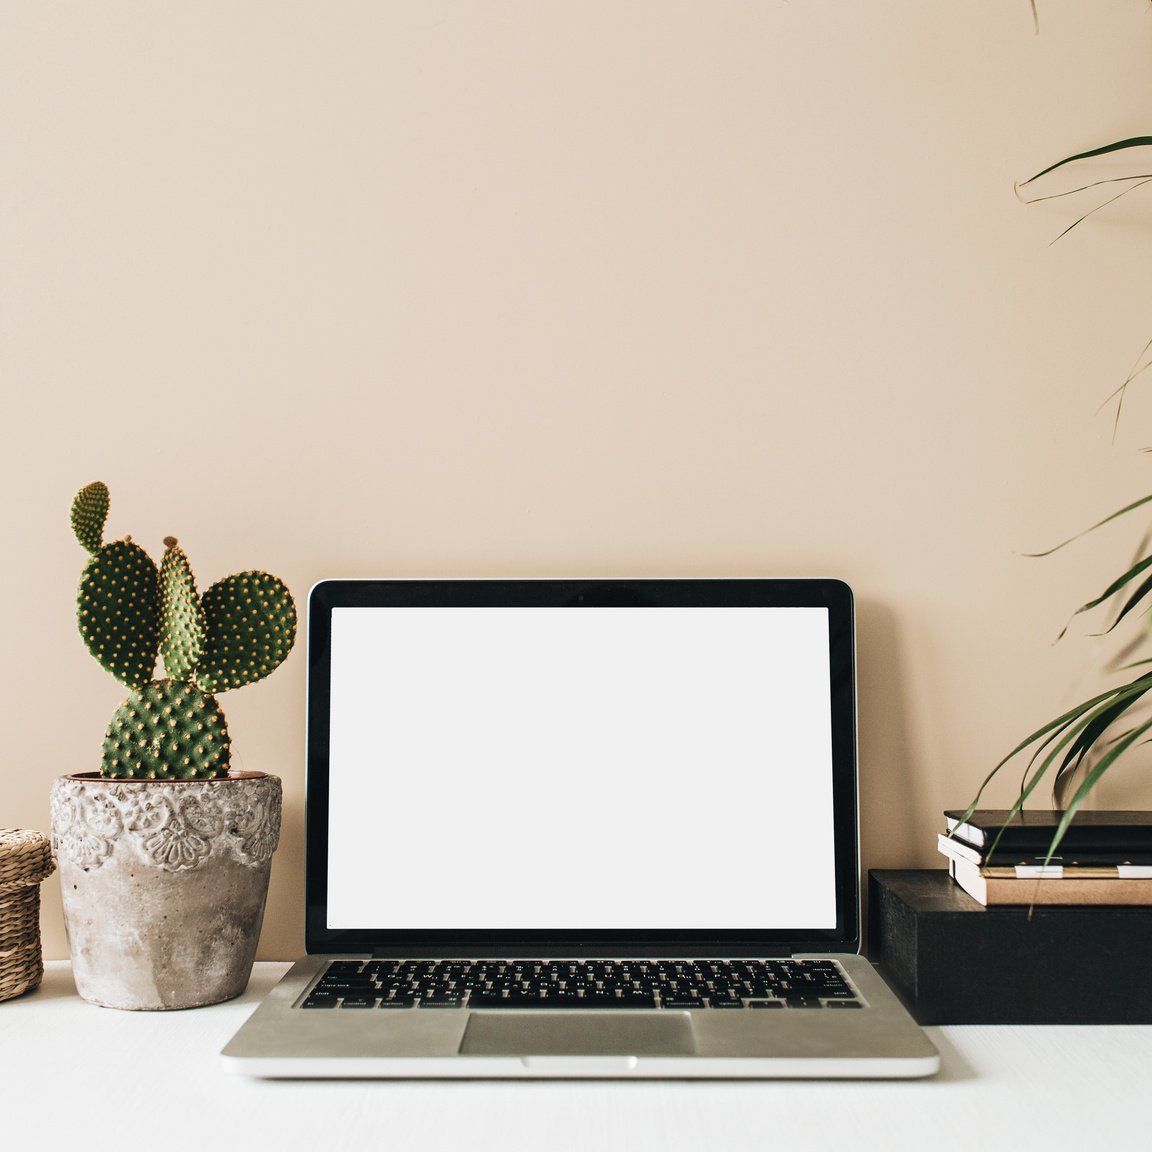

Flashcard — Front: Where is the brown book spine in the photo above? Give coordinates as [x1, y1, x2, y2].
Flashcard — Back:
[949, 859, 1152, 906]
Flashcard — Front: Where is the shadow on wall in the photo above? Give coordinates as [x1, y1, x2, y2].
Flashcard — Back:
[856, 598, 922, 946]
[258, 789, 306, 961]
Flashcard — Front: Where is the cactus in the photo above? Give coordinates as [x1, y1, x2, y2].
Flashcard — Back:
[71, 481, 110, 556]
[71, 483, 296, 780]
[198, 570, 297, 693]
[101, 679, 231, 780]
[76, 537, 160, 691]
[159, 539, 205, 682]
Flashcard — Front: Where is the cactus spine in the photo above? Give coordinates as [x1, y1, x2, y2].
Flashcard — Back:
[71, 482, 296, 780]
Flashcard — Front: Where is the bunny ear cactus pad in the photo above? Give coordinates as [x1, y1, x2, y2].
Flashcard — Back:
[159, 538, 206, 681]
[71, 481, 110, 556]
[71, 481, 296, 780]
[77, 538, 160, 691]
[101, 679, 231, 779]
[198, 571, 297, 693]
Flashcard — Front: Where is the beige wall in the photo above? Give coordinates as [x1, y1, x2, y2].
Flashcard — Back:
[6, 2, 1152, 960]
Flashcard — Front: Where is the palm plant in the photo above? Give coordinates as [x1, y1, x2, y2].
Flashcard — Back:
[958, 135, 1152, 857]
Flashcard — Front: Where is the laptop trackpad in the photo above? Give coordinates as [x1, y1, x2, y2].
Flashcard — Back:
[460, 1012, 696, 1057]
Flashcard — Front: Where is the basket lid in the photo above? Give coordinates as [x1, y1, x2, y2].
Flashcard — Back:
[0, 829, 56, 892]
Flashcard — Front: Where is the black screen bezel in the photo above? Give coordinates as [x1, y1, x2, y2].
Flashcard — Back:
[305, 578, 859, 956]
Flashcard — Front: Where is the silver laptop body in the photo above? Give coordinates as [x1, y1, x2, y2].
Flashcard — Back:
[222, 578, 938, 1078]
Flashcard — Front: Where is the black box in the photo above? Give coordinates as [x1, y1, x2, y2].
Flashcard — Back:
[868, 869, 1152, 1024]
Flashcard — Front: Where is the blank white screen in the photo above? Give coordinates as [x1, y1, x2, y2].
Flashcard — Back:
[327, 606, 838, 930]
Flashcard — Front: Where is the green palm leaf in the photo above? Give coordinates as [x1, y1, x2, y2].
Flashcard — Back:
[1104, 569, 1152, 633]
[955, 676, 1152, 859]
[1058, 553, 1152, 639]
[1041, 717, 1152, 863]
[1020, 136, 1152, 186]
[1026, 494, 1152, 557]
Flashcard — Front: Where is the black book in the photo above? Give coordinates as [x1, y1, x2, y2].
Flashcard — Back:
[936, 833, 1152, 870]
[944, 810, 1152, 853]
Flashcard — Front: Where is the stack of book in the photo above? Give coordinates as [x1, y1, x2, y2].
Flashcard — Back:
[938, 809, 1152, 906]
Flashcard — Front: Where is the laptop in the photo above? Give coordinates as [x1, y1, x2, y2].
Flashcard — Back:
[222, 577, 939, 1078]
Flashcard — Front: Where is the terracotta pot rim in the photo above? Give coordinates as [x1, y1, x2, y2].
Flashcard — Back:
[61, 770, 273, 784]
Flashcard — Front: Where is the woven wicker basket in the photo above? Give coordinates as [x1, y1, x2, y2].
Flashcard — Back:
[0, 829, 55, 1003]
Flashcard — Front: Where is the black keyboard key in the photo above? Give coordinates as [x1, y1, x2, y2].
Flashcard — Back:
[326, 961, 365, 975]
[615, 994, 661, 1008]
[572, 990, 624, 1006]
[314, 978, 373, 992]
[467, 990, 659, 1009]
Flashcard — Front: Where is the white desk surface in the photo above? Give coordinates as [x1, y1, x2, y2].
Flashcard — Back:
[6, 962, 1151, 1150]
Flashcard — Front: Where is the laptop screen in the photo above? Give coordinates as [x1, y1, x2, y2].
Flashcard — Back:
[306, 579, 859, 954]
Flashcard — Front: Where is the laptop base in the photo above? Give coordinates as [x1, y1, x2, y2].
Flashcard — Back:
[222, 954, 939, 1079]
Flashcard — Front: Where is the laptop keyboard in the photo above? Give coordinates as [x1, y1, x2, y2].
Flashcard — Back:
[300, 958, 862, 1010]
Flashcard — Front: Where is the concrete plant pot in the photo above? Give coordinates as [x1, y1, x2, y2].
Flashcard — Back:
[50, 771, 281, 1010]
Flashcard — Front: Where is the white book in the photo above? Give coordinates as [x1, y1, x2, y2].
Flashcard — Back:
[937, 834, 1152, 878]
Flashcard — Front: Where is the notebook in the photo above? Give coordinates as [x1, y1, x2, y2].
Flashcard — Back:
[221, 577, 938, 1078]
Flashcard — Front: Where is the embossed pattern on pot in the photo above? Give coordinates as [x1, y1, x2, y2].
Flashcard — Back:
[50, 773, 281, 1010]
[52, 774, 280, 872]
